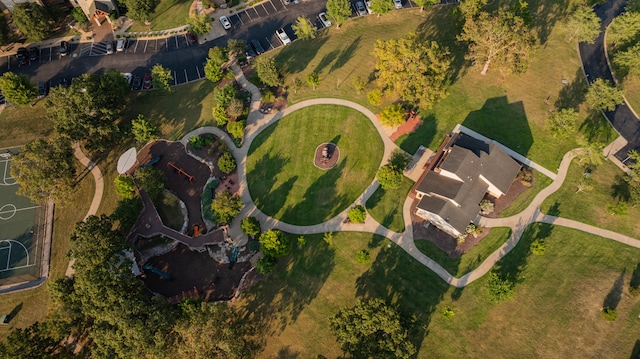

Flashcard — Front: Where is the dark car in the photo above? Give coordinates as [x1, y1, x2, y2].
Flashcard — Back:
[245, 44, 257, 59]
[132, 76, 142, 90]
[250, 39, 265, 54]
[143, 73, 152, 90]
[59, 41, 70, 56]
[15, 48, 28, 65]
[186, 32, 197, 44]
[28, 47, 39, 62]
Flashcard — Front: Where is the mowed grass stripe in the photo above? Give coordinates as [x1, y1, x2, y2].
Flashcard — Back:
[247, 105, 384, 225]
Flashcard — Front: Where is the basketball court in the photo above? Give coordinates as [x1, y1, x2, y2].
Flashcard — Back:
[0, 147, 47, 288]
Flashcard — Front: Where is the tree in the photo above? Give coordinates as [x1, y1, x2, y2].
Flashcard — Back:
[458, 8, 534, 75]
[205, 59, 224, 83]
[376, 164, 403, 189]
[45, 70, 129, 152]
[565, 6, 601, 43]
[11, 3, 51, 41]
[372, 33, 451, 109]
[352, 76, 366, 94]
[211, 189, 243, 224]
[187, 13, 211, 35]
[628, 0, 640, 12]
[208, 46, 229, 65]
[227, 39, 246, 59]
[576, 137, 605, 169]
[213, 105, 230, 126]
[292, 16, 316, 40]
[458, 0, 487, 19]
[254, 56, 281, 87]
[218, 151, 236, 174]
[329, 298, 416, 359]
[369, 0, 393, 16]
[111, 197, 143, 235]
[585, 78, 624, 111]
[227, 120, 246, 141]
[380, 104, 406, 127]
[72, 7, 87, 23]
[607, 11, 640, 46]
[114, 175, 137, 199]
[131, 114, 160, 143]
[326, 0, 352, 28]
[389, 149, 410, 170]
[259, 229, 290, 257]
[226, 98, 244, 120]
[0, 72, 37, 107]
[348, 205, 367, 223]
[168, 300, 257, 358]
[0, 16, 10, 46]
[0, 322, 68, 359]
[134, 166, 166, 201]
[613, 43, 640, 77]
[485, 271, 515, 303]
[306, 71, 321, 90]
[546, 108, 579, 138]
[152, 64, 173, 93]
[240, 216, 261, 238]
[213, 82, 238, 107]
[412, 0, 440, 12]
[121, 0, 157, 21]
[10, 137, 75, 205]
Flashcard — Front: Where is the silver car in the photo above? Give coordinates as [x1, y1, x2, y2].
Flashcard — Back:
[356, 1, 367, 16]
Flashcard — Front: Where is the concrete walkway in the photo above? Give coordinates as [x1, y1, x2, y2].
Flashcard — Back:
[65, 143, 105, 277]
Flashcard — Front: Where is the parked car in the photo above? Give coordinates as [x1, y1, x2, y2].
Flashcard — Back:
[28, 47, 38, 62]
[59, 41, 70, 56]
[250, 39, 265, 54]
[356, 1, 367, 16]
[132, 76, 142, 90]
[38, 81, 48, 97]
[106, 42, 114, 54]
[122, 73, 133, 85]
[219, 16, 232, 30]
[393, 0, 403, 9]
[143, 73, 152, 90]
[186, 32, 197, 44]
[116, 38, 126, 52]
[245, 44, 257, 59]
[319, 12, 332, 27]
[276, 28, 291, 45]
[15, 48, 28, 65]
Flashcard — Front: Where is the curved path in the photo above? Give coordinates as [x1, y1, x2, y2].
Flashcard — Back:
[64, 143, 105, 277]
[183, 65, 640, 288]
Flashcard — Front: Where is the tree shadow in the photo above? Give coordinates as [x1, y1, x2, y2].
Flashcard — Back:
[603, 269, 626, 310]
[239, 233, 335, 340]
[527, 0, 571, 46]
[275, 35, 330, 75]
[630, 339, 640, 359]
[554, 68, 588, 111]
[396, 113, 437, 155]
[630, 263, 640, 290]
[579, 111, 616, 144]
[261, 176, 298, 217]
[269, 345, 300, 359]
[329, 135, 341, 146]
[462, 97, 533, 157]
[611, 175, 630, 202]
[355, 235, 449, 353]
[313, 50, 340, 75]
[246, 150, 291, 209]
[330, 36, 362, 74]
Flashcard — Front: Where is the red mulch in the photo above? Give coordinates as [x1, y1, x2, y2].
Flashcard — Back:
[390, 114, 423, 141]
[142, 244, 252, 302]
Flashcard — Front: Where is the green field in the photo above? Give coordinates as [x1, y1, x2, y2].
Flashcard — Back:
[126, 0, 192, 32]
[365, 176, 414, 232]
[246, 105, 384, 225]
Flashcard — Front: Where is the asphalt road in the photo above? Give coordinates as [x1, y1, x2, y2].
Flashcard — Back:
[578, 0, 640, 163]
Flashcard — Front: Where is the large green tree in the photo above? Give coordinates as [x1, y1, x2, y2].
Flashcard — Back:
[607, 11, 640, 46]
[240, 216, 261, 238]
[131, 114, 160, 143]
[546, 108, 580, 138]
[134, 166, 166, 201]
[152, 64, 173, 93]
[458, 8, 534, 75]
[10, 137, 75, 205]
[0, 322, 69, 358]
[259, 229, 290, 257]
[0, 72, 37, 107]
[187, 13, 211, 34]
[379, 104, 406, 127]
[565, 5, 601, 43]
[585, 78, 625, 111]
[254, 56, 281, 87]
[413, 0, 439, 12]
[211, 189, 243, 224]
[326, 0, 352, 28]
[370, 0, 393, 15]
[613, 43, 640, 77]
[329, 298, 416, 359]
[45, 70, 129, 151]
[372, 33, 451, 109]
[292, 16, 316, 40]
[11, 3, 51, 41]
[121, 0, 157, 21]
[204, 47, 229, 83]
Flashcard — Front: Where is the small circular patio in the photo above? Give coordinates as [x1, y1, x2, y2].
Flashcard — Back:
[246, 105, 384, 225]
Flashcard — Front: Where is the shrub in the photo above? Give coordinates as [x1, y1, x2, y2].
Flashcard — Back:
[218, 151, 237, 174]
[189, 135, 213, 149]
[297, 236, 306, 248]
[256, 255, 276, 274]
[240, 216, 260, 237]
[389, 149, 411, 171]
[355, 249, 370, 264]
[368, 89, 382, 106]
[480, 199, 494, 215]
[485, 272, 515, 303]
[376, 164, 402, 190]
[323, 232, 334, 246]
[379, 104, 406, 127]
[601, 307, 618, 321]
[72, 7, 87, 23]
[348, 205, 367, 223]
[442, 306, 455, 319]
[227, 120, 245, 141]
[352, 76, 366, 94]
[114, 175, 136, 199]
[262, 88, 275, 103]
[529, 239, 547, 256]
[606, 201, 629, 216]
[259, 229, 290, 257]
[212, 105, 230, 126]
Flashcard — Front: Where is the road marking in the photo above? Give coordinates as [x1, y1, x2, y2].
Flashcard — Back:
[173, 71, 178, 85]
[261, 3, 269, 15]
[133, 39, 139, 53]
[143, 40, 149, 53]
[278, 0, 287, 8]
[245, 9, 253, 21]
[174, 35, 178, 49]
[184, 69, 188, 82]
[184, 34, 189, 47]
[6, 56, 9, 70]
[90, 42, 94, 56]
[196, 66, 201, 79]
[234, 13, 244, 25]
[265, 37, 274, 50]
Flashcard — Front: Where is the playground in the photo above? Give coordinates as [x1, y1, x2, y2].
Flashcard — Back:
[0, 148, 46, 287]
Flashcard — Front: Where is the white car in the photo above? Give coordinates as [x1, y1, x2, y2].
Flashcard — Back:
[355, 1, 367, 16]
[219, 16, 232, 30]
[106, 42, 114, 54]
[393, 0, 403, 9]
[276, 28, 291, 45]
[319, 12, 332, 27]
[121, 73, 133, 85]
[116, 38, 126, 52]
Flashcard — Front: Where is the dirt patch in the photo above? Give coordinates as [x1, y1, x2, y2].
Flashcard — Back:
[313, 143, 339, 170]
[142, 244, 252, 302]
[390, 113, 423, 142]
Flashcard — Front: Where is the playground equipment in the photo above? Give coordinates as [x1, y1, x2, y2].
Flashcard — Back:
[167, 161, 195, 184]
[142, 265, 171, 280]
[140, 156, 161, 168]
[117, 147, 138, 174]
[193, 225, 200, 237]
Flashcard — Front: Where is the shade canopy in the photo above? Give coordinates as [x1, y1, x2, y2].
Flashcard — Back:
[117, 147, 137, 174]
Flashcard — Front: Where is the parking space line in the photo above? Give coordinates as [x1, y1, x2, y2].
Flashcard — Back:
[278, 0, 286, 8]
[265, 37, 274, 50]
[173, 71, 178, 85]
[245, 9, 253, 21]
[196, 66, 201, 79]
[7, 56, 10, 70]
[184, 69, 188, 83]
[261, 3, 269, 15]
[143, 40, 149, 52]
[234, 13, 244, 25]
[174, 36, 178, 49]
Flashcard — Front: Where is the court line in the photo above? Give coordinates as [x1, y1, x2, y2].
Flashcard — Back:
[0, 240, 30, 271]
[0, 205, 40, 215]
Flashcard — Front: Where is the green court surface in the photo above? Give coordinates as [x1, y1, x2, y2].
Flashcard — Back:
[0, 148, 43, 286]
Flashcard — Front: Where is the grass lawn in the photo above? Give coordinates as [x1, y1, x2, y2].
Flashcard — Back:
[540, 158, 640, 238]
[365, 176, 414, 232]
[155, 191, 184, 231]
[0, 102, 52, 148]
[414, 227, 512, 277]
[499, 169, 553, 218]
[246, 105, 384, 225]
[126, 0, 192, 31]
[0, 162, 94, 337]
[237, 226, 640, 358]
